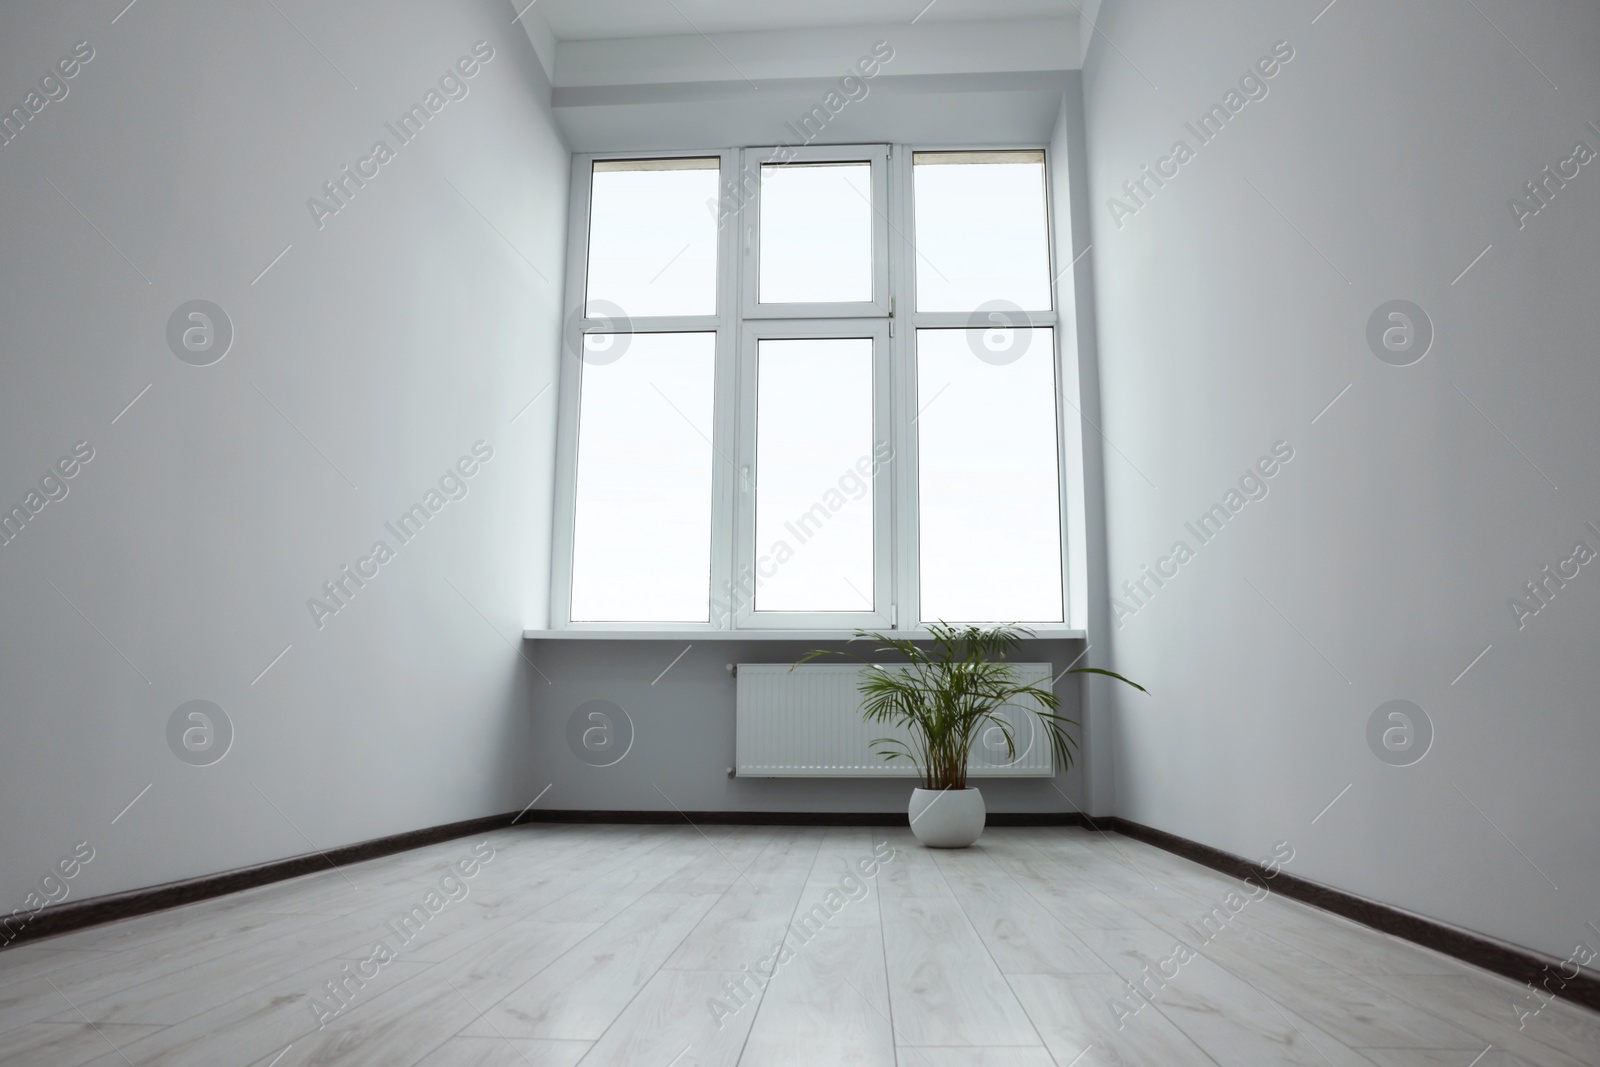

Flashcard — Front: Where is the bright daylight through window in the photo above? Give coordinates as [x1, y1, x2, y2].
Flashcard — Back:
[557, 148, 1066, 629]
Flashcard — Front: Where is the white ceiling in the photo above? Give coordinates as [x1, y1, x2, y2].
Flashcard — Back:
[534, 0, 1084, 41]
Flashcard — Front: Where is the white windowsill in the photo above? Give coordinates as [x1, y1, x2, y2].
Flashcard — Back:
[522, 627, 1087, 641]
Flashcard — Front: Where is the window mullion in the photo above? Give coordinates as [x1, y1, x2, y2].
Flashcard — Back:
[707, 146, 741, 629]
[889, 142, 919, 631]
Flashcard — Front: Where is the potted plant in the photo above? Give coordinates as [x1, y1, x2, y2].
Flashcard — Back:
[800, 624, 1146, 848]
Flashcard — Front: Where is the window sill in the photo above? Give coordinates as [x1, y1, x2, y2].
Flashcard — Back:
[522, 627, 1086, 641]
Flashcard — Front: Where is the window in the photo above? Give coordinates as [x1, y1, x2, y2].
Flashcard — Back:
[915, 328, 1063, 622]
[733, 320, 892, 629]
[757, 163, 873, 305]
[569, 332, 716, 622]
[912, 151, 1052, 313]
[585, 158, 719, 318]
[750, 337, 875, 612]
[910, 150, 1063, 624]
[553, 147, 1068, 631]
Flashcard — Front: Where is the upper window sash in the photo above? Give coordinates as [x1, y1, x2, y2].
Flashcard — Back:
[566, 148, 739, 344]
[739, 145, 892, 321]
[583, 156, 722, 322]
[901, 148, 1059, 340]
[909, 149, 1054, 316]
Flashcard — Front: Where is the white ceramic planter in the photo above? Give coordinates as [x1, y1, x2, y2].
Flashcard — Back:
[908, 787, 986, 848]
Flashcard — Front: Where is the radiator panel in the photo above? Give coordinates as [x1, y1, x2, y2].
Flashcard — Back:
[734, 663, 1055, 777]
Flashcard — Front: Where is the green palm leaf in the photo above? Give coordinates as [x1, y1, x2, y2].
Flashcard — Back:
[796, 623, 1146, 789]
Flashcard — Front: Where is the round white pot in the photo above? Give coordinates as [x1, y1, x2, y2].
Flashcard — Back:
[908, 787, 986, 848]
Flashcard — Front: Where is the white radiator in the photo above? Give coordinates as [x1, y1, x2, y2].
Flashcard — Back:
[734, 663, 1056, 777]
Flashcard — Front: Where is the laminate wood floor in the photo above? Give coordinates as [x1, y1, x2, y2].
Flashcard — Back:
[1, 826, 1595, 1066]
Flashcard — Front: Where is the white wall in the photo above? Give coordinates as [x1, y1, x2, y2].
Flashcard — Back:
[0, 0, 568, 911]
[543, 17, 1077, 153]
[550, 73, 1072, 155]
[1051, 74, 1121, 815]
[1085, 0, 1600, 962]
[551, 19, 1077, 86]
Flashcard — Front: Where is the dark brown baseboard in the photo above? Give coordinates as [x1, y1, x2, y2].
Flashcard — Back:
[514, 809, 1093, 827]
[1105, 816, 1600, 1015]
[1, 809, 523, 949]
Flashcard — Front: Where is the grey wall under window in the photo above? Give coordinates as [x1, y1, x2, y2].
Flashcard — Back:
[525, 638, 1092, 814]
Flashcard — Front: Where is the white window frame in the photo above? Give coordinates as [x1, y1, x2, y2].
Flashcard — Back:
[548, 143, 1073, 634]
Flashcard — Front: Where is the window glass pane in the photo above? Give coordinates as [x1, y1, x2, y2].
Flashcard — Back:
[914, 151, 1052, 313]
[759, 163, 873, 304]
[571, 333, 716, 622]
[585, 158, 719, 318]
[917, 327, 1062, 622]
[755, 338, 875, 612]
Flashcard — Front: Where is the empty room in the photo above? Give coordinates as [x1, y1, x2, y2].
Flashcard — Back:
[2, 0, 1597, 1064]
